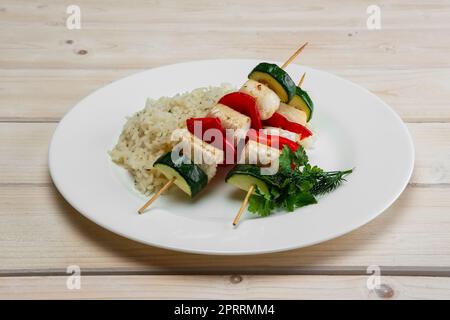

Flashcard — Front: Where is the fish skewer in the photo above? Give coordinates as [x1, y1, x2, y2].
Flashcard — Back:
[138, 43, 309, 214]
[138, 129, 223, 214]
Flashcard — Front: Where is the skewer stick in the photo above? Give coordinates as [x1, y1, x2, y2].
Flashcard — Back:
[298, 72, 306, 87]
[138, 178, 175, 214]
[281, 42, 308, 69]
[232, 185, 255, 226]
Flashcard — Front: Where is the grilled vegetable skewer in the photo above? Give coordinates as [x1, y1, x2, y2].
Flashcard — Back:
[138, 43, 310, 215]
[137, 130, 223, 213]
[229, 45, 312, 225]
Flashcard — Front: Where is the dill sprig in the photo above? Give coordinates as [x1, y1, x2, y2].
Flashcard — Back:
[309, 168, 353, 195]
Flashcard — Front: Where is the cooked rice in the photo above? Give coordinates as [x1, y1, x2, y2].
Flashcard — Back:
[109, 84, 234, 194]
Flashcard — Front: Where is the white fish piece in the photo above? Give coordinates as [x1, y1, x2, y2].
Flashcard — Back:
[171, 129, 224, 167]
[277, 103, 307, 125]
[208, 103, 251, 131]
[239, 139, 280, 166]
[240, 79, 280, 120]
[261, 126, 300, 143]
[207, 103, 250, 140]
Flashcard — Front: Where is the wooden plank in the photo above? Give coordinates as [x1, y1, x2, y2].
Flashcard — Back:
[0, 123, 54, 184]
[1, 68, 449, 122]
[0, 122, 448, 185]
[0, 275, 449, 299]
[0, 27, 449, 69]
[0, 69, 132, 122]
[2, 0, 450, 30]
[0, 0, 448, 300]
[0, 183, 449, 271]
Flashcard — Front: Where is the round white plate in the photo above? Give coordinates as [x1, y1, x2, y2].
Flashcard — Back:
[49, 59, 414, 255]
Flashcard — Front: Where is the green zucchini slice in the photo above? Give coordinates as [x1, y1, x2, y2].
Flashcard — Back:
[225, 164, 278, 196]
[248, 63, 296, 102]
[153, 152, 208, 198]
[288, 87, 314, 122]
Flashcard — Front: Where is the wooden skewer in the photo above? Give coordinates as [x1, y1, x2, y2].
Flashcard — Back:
[232, 185, 255, 226]
[139, 43, 309, 217]
[298, 72, 306, 87]
[281, 42, 308, 69]
[232, 44, 309, 225]
[138, 178, 175, 214]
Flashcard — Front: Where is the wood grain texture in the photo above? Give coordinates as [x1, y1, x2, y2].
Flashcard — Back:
[0, 1, 449, 70]
[1, 68, 449, 122]
[1, 27, 448, 70]
[1, 275, 449, 299]
[1, 122, 449, 185]
[1, 0, 449, 299]
[2, 0, 450, 30]
[1, 183, 449, 272]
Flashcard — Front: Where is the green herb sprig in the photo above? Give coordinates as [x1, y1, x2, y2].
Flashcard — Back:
[248, 146, 353, 216]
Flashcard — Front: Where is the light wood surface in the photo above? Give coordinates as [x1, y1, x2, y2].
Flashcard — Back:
[1, 275, 450, 300]
[0, 0, 449, 299]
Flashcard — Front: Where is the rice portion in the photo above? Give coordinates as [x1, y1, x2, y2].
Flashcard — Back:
[109, 84, 233, 195]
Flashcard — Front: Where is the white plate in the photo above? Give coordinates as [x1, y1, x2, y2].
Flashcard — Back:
[49, 59, 414, 255]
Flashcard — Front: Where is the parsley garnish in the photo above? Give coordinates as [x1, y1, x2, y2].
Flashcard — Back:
[247, 146, 353, 216]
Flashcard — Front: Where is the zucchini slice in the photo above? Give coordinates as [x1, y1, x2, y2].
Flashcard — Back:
[153, 152, 208, 198]
[225, 164, 277, 196]
[288, 87, 314, 122]
[248, 63, 296, 103]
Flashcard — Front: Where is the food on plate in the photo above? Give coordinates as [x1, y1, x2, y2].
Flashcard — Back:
[110, 85, 233, 194]
[186, 116, 236, 164]
[277, 102, 307, 125]
[111, 42, 352, 225]
[263, 112, 313, 141]
[238, 139, 281, 166]
[218, 92, 262, 129]
[248, 62, 297, 102]
[261, 127, 300, 144]
[207, 103, 251, 136]
[137, 127, 224, 213]
[239, 79, 280, 120]
[226, 164, 278, 197]
[172, 128, 224, 173]
[153, 152, 209, 198]
[289, 86, 314, 122]
[227, 146, 352, 218]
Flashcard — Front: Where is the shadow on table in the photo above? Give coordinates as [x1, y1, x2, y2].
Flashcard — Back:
[51, 182, 407, 274]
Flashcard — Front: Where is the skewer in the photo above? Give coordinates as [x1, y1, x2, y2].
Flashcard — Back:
[138, 178, 175, 214]
[281, 42, 308, 69]
[232, 185, 255, 226]
[233, 44, 308, 225]
[298, 72, 306, 87]
[139, 43, 309, 216]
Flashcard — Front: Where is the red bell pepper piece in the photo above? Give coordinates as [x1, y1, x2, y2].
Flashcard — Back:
[186, 117, 236, 164]
[186, 117, 222, 143]
[263, 112, 313, 140]
[247, 130, 299, 152]
[218, 92, 262, 130]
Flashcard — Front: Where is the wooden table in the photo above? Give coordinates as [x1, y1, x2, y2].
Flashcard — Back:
[1, 0, 450, 299]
